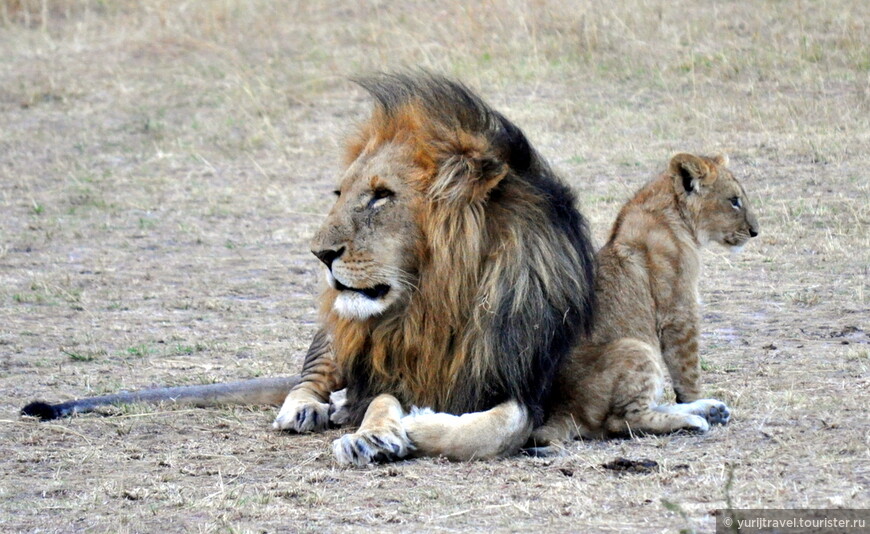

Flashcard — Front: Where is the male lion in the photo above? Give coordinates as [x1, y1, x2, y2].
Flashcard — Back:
[273, 73, 595, 465]
[530, 153, 759, 449]
[23, 74, 596, 467]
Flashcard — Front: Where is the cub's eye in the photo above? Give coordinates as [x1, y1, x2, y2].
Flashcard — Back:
[368, 187, 394, 208]
[730, 196, 741, 209]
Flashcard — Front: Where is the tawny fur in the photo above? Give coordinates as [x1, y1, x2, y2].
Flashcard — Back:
[24, 377, 300, 421]
[532, 153, 759, 446]
[274, 73, 596, 465]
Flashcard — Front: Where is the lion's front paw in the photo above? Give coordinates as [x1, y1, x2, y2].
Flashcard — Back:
[332, 425, 411, 467]
[685, 399, 731, 426]
[273, 398, 330, 432]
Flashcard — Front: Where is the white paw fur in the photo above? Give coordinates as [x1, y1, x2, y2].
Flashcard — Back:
[332, 426, 412, 467]
[273, 397, 330, 432]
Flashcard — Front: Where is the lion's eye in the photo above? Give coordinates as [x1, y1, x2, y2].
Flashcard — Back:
[368, 187, 394, 208]
[373, 187, 393, 200]
[730, 196, 741, 209]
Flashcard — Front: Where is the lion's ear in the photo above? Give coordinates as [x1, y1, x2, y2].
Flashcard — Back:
[470, 155, 509, 200]
[430, 134, 508, 203]
[670, 153, 717, 194]
[433, 154, 508, 203]
[712, 153, 729, 167]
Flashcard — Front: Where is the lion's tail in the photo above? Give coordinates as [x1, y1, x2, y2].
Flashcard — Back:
[20, 376, 300, 421]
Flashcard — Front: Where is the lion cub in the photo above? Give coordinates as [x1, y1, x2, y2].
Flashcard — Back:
[532, 153, 759, 446]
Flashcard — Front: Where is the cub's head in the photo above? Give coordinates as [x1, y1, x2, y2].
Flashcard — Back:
[669, 153, 759, 249]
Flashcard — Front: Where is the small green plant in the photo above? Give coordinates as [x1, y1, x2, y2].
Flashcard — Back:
[722, 465, 739, 534]
[171, 343, 206, 356]
[174, 344, 195, 355]
[661, 499, 696, 534]
[62, 349, 98, 362]
[126, 344, 152, 358]
[12, 292, 51, 305]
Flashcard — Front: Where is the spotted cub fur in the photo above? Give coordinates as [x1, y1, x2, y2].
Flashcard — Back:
[532, 153, 758, 447]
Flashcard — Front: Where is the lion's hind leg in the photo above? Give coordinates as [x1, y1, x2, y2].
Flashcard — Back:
[332, 394, 412, 467]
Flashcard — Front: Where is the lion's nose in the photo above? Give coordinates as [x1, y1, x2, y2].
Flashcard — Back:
[749, 227, 759, 238]
[312, 246, 345, 268]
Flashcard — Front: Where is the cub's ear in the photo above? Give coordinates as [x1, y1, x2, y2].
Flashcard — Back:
[430, 134, 508, 203]
[713, 153, 729, 167]
[670, 153, 717, 194]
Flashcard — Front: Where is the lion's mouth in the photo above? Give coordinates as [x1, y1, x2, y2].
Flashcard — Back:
[334, 279, 391, 299]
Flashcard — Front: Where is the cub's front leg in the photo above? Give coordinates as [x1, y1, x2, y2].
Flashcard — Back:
[659, 305, 703, 404]
[273, 329, 343, 432]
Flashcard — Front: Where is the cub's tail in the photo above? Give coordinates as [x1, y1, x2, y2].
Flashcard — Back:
[21, 376, 300, 421]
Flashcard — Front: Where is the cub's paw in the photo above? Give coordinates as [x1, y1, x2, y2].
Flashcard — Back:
[681, 414, 711, 433]
[686, 399, 731, 426]
[273, 398, 330, 432]
[332, 426, 411, 467]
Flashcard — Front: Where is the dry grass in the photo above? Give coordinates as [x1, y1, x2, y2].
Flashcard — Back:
[1, 1, 868, 532]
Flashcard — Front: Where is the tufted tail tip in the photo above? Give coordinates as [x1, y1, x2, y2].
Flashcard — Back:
[21, 401, 60, 421]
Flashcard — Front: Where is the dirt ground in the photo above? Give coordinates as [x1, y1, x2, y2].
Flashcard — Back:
[1, 1, 868, 533]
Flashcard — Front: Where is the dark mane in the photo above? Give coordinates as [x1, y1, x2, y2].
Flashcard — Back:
[354, 72, 534, 173]
[333, 73, 596, 426]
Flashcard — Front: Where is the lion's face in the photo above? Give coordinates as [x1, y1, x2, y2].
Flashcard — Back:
[672, 154, 759, 249]
[311, 142, 424, 320]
